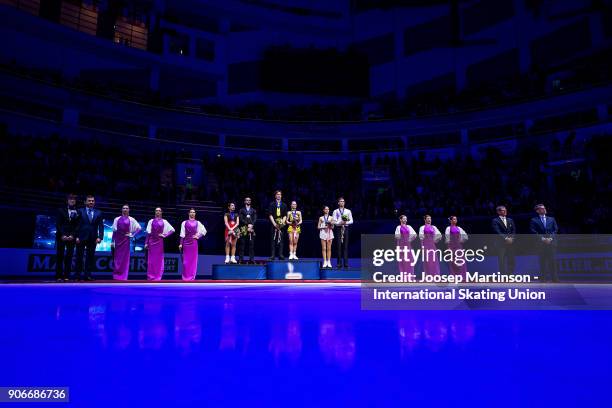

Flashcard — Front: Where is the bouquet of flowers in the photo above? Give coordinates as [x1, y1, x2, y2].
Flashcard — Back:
[229, 227, 241, 239]
[240, 225, 256, 237]
[289, 213, 300, 226]
[341, 214, 350, 222]
[273, 217, 285, 244]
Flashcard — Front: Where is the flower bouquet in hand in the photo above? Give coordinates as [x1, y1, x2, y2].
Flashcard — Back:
[241, 224, 256, 237]
[275, 217, 286, 230]
[289, 213, 300, 228]
[229, 227, 241, 239]
[273, 217, 285, 244]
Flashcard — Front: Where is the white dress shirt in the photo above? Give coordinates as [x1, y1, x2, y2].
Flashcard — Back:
[332, 208, 354, 226]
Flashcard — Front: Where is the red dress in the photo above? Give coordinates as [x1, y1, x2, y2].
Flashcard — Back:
[225, 212, 238, 240]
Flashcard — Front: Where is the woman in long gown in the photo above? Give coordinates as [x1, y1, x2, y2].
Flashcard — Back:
[445, 215, 469, 278]
[112, 204, 141, 281]
[418, 214, 442, 276]
[394, 214, 417, 274]
[145, 207, 175, 281]
[179, 208, 207, 281]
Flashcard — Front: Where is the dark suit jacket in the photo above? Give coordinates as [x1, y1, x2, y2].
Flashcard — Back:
[56, 207, 81, 239]
[78, 207, 104, 241]
[239, 207, 257, 226]
[529, 216, 558, 239]
[267, 201, 288, 220]
[491, 216, 516, 239]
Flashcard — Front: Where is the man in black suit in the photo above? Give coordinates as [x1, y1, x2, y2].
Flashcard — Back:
[238, 196, 257, 264]
[529, 204, 559, 282]
[267, 190, 287, 260]
[75, 195, 104, 281]
[491, 205, 516, 275]
[55, 193, 81, 282]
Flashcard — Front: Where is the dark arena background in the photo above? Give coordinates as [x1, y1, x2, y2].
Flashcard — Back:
[1, 0, 612, 406]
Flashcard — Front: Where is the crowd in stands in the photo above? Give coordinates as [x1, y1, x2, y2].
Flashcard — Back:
[1, 125, 609, 233]
[0, 129, 177, 204]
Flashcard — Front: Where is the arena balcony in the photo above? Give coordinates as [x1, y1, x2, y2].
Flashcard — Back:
[0, 61, 610, 155]
[3, 0, 612, 124]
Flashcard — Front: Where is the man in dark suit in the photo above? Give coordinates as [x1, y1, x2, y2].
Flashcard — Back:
[238, 196, 257, 264]
[267, 190, 287, 260]
[75, 195, 104, 281]
[529, 204, 559, 282]
[491, 205, 516, 275]
[55, 193, 81, 282]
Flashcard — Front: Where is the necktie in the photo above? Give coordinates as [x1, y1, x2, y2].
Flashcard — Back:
[501, 217, 507, 227]
[88, 209, 93, 222]
[541, 216, 546, 228]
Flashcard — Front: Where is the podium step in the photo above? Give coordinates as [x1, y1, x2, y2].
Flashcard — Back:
[320, 268, 362, 280]
[211, 261, 362, 280]
[266, 260, 321, 280]
[212, 264, 267, 280]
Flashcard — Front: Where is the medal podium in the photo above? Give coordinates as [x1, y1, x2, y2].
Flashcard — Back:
[211, 260, 360, 280]
[212, 264, 267, 280]
[266, 260, 320, 279]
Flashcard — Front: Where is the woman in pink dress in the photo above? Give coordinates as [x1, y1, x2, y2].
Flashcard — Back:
[394, 214, 417, 274]
[445, 215, 469, 278]
[111, 204, 141, 281]
[418, 214, 442, 276]
[145, 207, 175, 281]
[179, 208, 207, 281]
